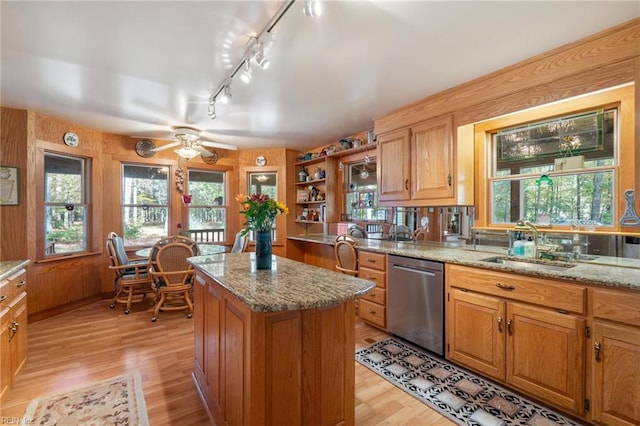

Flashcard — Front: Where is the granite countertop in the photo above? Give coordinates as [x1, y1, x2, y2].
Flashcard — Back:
[188, 252, 375, 313]
[288, 235, 640, 291]
[0, 260, 31, 281]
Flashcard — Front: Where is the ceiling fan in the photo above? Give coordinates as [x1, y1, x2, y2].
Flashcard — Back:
[135, 127, 237, 162]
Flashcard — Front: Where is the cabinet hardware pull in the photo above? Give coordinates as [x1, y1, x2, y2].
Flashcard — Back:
[370, 292, 376, 297]
[368, 309, 376, 314]
[497, 316, 503, 333]
[594, 342, 601, 362]
[367, 259, 376, 263]
[16, 281, 26, 288]
[0, 295, 6, 302]
[495, 283, 515, 291]
[12, 321, 19, 331]
[9, 324, 16, 339]
[405, 179, 409, 190]
[447, 173, 452, 186]
[507, 319, 513, 335]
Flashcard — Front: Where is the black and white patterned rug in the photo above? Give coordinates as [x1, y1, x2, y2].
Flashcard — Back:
[356, 338, 583, 426]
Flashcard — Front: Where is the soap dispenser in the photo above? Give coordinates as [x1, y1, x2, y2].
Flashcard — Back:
[513, 234, 525, 257]
[524, 236, 535, 258]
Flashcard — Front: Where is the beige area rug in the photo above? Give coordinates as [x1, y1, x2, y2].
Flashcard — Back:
[24, 372, 149, 426]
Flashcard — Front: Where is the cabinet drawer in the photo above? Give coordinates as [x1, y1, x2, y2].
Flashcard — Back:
[447, 264, 586, 314]
[7, 270, 27, 302]
[361, 286, 386, 305]
[359, 299, 386, 328]
[358, 267, 386, 289]
[591, 288, 640, 327]
[358, 251, 386, 272]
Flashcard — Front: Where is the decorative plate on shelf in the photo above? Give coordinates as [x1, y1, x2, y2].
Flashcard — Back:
[135, 139, 156, 157]
[256, 155, 266, 167]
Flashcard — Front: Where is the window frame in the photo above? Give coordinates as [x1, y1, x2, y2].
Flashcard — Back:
[186, 168, 228, 243]
[120, 163, 171, 247]
[36, 141, 100, 261]
[474, 85, 634, 233]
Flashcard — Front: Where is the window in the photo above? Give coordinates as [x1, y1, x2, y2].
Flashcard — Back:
[122, 165, 169, 246]
[44, 153, 89, 256]
[248, 172, 277, 240]
[344, 159, 386, 221]
[187, 170, 226, 242]
[489, 108, 616, 227]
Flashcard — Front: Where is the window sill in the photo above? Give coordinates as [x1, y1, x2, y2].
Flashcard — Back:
[36, 251, 102, 264]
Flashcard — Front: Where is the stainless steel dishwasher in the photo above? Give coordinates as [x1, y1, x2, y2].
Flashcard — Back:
[387, 255, 444, 356]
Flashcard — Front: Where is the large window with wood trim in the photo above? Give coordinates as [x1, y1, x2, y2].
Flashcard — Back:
[247, 172, 278, 241]
[44, 153, 90, 256]
[121, 164, 169, 246]
[475, 85, 634, 232]
[186, 169, 227, 242]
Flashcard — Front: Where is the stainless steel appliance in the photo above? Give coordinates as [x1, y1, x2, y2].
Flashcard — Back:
[387, 255, 444, 355]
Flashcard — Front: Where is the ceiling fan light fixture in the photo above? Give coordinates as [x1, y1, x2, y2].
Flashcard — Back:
[175, 147, 200, 161]
[256, 174, 268, 182]
[303, 0, 322, 17]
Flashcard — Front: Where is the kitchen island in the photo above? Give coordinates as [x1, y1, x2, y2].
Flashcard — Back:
[188, 253, 375, 426]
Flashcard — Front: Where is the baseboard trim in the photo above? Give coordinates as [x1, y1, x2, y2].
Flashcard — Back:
[28, 294, 104, 323]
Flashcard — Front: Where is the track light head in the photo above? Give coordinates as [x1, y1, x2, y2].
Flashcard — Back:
[219, 85, 232, 104]
[207, 101, 216, 119]
[303, 1, 322, 17]
[240, 60, 252, 84]
[254, 43, 270, 70]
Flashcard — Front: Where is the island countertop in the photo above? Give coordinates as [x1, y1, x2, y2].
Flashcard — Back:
[188, 252, 375, 312]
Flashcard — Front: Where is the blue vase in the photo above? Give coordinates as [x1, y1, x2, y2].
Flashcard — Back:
[255, 231, 272, 270]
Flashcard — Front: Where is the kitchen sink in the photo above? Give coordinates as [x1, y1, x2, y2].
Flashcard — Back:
[479, 256, 576, 272]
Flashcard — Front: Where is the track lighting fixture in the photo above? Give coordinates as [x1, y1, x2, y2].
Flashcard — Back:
[218, 84, 232, 104]
[240, 60, 253, 84]
[303, 0, 322, 17]
[254, 43, 270, 70]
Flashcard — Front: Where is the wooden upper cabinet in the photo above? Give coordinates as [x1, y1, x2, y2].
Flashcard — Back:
[377, 114, 473, 206]
[412, 115, 454, 200]
[377, 128, 411, 202]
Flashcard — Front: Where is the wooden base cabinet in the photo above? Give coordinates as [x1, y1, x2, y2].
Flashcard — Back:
[357, 250, 387, 330]
[590, 287, 640, 426]
[0, 267, 28, 403]
[194, 273, 355, 426]
[446, 265, 586, 416]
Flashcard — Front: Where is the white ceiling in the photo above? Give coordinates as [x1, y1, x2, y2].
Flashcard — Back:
[2, 1, 638, 152]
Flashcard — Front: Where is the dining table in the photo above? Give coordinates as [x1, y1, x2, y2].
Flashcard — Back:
[135, 243, 226, 258]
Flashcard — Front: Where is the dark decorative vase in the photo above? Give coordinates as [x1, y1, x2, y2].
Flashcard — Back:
[255, 230, 272, 270]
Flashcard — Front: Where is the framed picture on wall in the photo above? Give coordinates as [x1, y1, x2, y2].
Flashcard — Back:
[0, 166, 19, 206]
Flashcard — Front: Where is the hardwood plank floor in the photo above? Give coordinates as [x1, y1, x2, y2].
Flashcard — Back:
[1, 299, 453, 425]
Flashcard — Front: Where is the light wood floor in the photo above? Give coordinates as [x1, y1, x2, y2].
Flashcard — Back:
[1, 299, 454, 425]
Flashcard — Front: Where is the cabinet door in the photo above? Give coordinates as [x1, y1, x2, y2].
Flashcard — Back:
[507, 303, 585, 415]
[0, 307, 11, 401]
[411, 115, 454, 200]
[591, 321, 640, 426]
[378, 128, 411, 201]
[9, 292, 27, 382]
[447, 288, 506, 380]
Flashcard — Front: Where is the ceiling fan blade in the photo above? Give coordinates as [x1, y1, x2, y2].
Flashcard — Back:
[193, 145, 213, 157]
[200, 140, 238, 151]
[151, 141, 181, 152]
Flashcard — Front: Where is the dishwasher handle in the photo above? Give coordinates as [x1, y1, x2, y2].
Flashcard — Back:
[391, 264, 436, 277]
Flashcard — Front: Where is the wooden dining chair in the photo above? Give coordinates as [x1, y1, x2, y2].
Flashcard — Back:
[106, 232, 154, 314]
[334, 234, 359, 276]
[149, 241, 195, 322]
